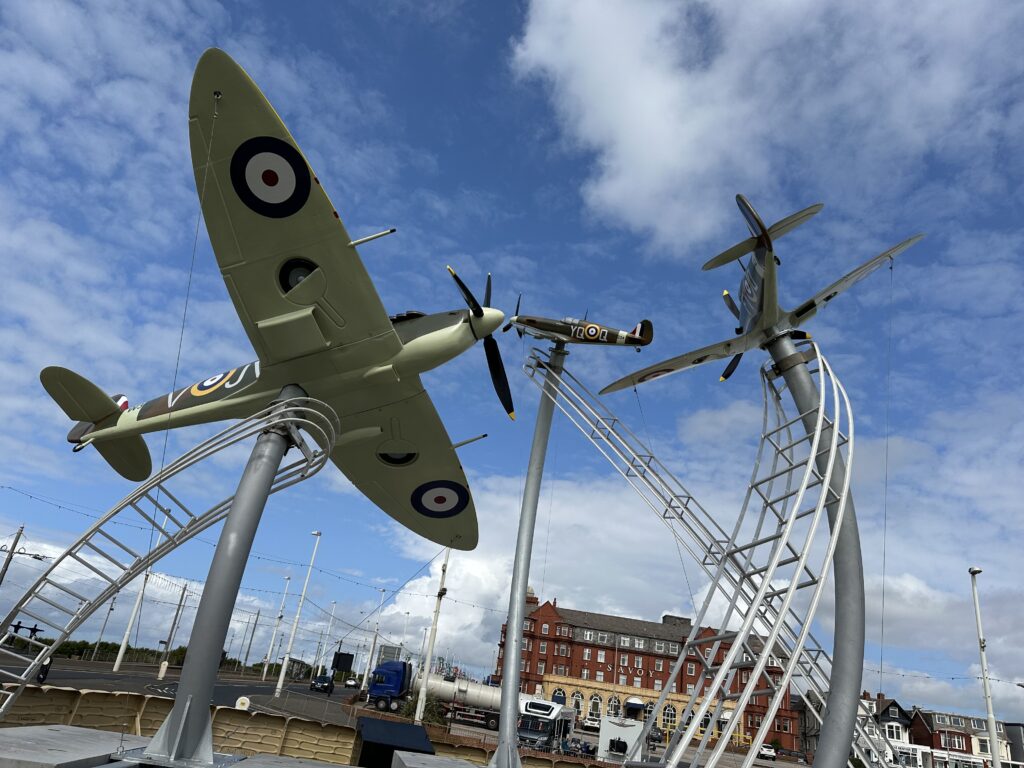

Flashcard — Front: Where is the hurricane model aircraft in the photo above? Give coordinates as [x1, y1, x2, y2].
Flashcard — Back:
[503, 298, 653, 350]
[601, 194, 923, 394]
[39, 49, 516, 551]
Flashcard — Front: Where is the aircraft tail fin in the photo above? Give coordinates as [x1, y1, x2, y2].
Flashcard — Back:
[633, 319, 654, 345]
[702, 197, 824, 271]
[40, 366, 152, 482]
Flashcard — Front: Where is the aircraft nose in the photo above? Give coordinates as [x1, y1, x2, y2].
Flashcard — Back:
[475, 307, 504, 337]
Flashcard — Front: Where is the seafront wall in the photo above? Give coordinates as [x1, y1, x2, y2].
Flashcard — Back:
[0, 683, 602, 768]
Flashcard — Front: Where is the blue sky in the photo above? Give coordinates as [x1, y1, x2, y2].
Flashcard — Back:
[2, 0, 1023, 719]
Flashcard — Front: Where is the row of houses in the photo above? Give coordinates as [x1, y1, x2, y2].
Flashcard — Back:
[798, 691, 1024, 768]
[492, 590, 1021, 765]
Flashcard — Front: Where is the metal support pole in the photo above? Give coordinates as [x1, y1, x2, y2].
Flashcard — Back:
[489, 341, 567, 768]
[262, 576, 290, 681]
[144, 384, 304, 766]
[114, 572, 148, 672]
[766, 335, 863, 768]
[360, 587, 387, 691]
[969, 567, 1002, 768]
[161, 583, 189, 665]
[415, 547, 451, 723]
[242, 609, 260, 675]
[275, 530, 322, 697]
[319, 601, 336, 675]
[90, 595, 117, 661]
[0, 525, 24, 587]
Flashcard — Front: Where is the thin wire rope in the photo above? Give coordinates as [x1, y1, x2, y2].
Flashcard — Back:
[539, 413, 559, 598]
[632, 384, 697, 612]
[878, 260, 895, 693]
[137, 91, 221, 644]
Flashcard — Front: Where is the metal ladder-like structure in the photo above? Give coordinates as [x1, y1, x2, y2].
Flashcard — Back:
[0, 397, 339, 719]
[523, 341, 893, 768]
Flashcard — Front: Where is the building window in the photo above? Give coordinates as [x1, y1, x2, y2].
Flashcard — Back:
[597, 632, 608, 643]
[559, 625, 570, 637]
[584, 648, 592, 661]
[620, 654, 628, 666]
[971, 719, 984, 730]
[635, 656, 643, 668]
[552, 688, 565, 700]
[670, 681, 677, 693]
[654, 680, 663, 691]
[704, 648, 712, 660]
[655, 641, 665, 652]
[557, 665, 566, 675]
[596, 670, 604, 682]
[620, 637, 631, 647]
[978, 738, 990, 755]
[635, 639, 645, 650]
[524, 620, 532, 631]
[537, 661, 546, 675]
[686, 684, 694, 695]
[655, 659, 664, 672]
[951, 717, 964, 727]
[741, 670, 750, 683]
[997, 723, 1004, 733]
[781, 718, 791, 733]
[886, 724, 900, 741]
[608, 696, 620, 717]
[940, 733, 965, 751]
[688, 647, 697, 657]
[521, 660, 529, 672]
[686, 662, 695, 676]
[584, 630, 594, 641]
[539, 641, 547, 654]
[559, 644, 568, 656]
[571, 691, 583, 713]
[541, 623, 549, 635]
[633, 677, 642, 688]
[663, 704, 676, 732]
[619, 674, 627, 686]
[889, 706, 898, 718]
[934, 715, 948, 725]
[589, 694, 602, 717]
[669, 643, 679, 654]
[597, 650, 606, 663]
[644, 702, 655, 720]
[582, 668, 590, 680]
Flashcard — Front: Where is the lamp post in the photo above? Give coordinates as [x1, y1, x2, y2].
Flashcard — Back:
[275, 531, 322, 696]
[360, 587, 387, 691]
[262, 575, 291, 680]
[969, 566, 1002, 768]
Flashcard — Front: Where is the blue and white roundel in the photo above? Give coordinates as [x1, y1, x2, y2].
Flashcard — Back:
[411, 480, 469, 519]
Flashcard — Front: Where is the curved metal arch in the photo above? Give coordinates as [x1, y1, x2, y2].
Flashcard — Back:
[0, 397, 338, 718]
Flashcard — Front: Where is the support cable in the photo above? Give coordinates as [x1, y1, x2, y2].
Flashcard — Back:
[878, 261, 895, 694]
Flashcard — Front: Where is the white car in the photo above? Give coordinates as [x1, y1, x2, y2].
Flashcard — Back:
[581, 716, 601, 732]
[757, 744, 777, 761]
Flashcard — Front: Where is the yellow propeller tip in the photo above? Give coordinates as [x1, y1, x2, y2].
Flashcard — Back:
[719, 376, 726, 382]
[723, 290, 730, 296]
[508, 412, 516, 421]
[446, 265, 455, 275]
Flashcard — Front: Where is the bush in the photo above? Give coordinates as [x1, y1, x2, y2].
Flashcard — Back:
[400, 694, 446, 726]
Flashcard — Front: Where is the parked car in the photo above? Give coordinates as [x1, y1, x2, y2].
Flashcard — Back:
[776, 748, 807, 763]
[581, 715, 601, 732]
[310, 674, 335, 695]
[647, 725, 665, 746]
[344, 676, 359, 688]
[757, 744, 777, 761]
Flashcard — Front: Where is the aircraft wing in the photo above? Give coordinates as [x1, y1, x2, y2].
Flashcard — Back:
[188, 49, 400, 367]
[327, 376, 478, 550]
[600, 332, 763, 394]
[787, 235, 924, 326]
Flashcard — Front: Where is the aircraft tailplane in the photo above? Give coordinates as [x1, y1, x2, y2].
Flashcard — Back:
[40, 366, 152, 482]
[633, 319, 654, 345]
[702, 199, 825, 272]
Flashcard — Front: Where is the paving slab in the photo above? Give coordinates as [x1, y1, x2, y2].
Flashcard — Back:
[0, 725, 149, 768]
[391, 752, 476, 768]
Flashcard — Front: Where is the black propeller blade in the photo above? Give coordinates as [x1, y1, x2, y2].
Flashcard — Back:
[447, 266, 515, 419]
[447, 265, 484, 318]
[502, 294, 522, 335]
[484, 335, 515, 420]
[720, 353, 743, 382]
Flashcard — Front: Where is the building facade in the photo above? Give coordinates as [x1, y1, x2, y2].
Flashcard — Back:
[494, 590, 800, 751]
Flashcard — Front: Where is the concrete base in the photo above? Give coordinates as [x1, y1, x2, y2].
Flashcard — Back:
[0, 726, 355, 768]
[0, 725, 149, 768]
[392, 753, 475, 768]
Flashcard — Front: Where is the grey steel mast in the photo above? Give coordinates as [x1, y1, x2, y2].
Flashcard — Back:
[969, 566, 1002, 768]
[143, 384, 304, 767]
[490, 341, 567, 768]
[765, 334, 864, 768]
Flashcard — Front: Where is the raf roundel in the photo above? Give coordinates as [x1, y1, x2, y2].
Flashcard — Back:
[230, 136, 311, 218]
[411, 480, 469, 519]
[638, 368, 673, 383]
[584, 324, 600, 340]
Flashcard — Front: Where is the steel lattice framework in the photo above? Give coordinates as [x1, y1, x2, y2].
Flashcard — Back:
[523, 340, 896, 768]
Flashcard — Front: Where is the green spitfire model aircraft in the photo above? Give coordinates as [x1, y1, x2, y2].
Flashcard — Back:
[39, 49, 515, 551]
[503, 296, 654, 350]
[602, 194, 923, 393]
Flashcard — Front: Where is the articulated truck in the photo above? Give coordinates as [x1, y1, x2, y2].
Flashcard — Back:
[366, 661, 502, 729]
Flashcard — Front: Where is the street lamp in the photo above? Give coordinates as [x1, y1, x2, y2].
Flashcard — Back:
[275, 531, 322, 696]
[968, 566, 1002, 768]
[360, 587, 387, 691]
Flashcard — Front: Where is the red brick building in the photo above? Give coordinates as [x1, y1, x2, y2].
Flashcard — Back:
[493, 590, 799, 750]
